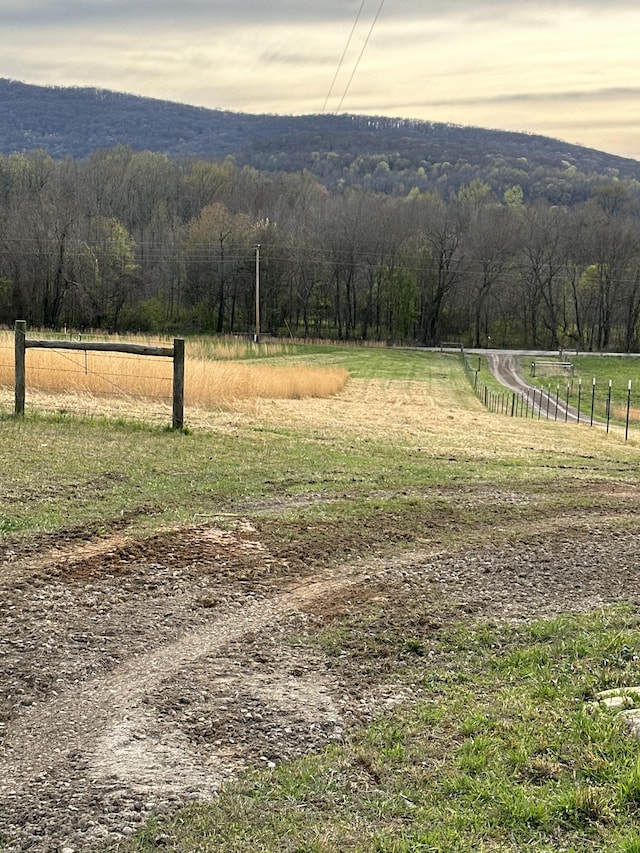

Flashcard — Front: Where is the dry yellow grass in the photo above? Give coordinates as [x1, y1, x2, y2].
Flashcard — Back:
[612, 404, 640, 421]
[188, 337, 300, 361]
[246, 374, 635, 460]
[0, 331, 348, 408]
[185, 359, 348, 404]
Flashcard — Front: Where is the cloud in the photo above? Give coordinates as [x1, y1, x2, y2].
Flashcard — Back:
[426, 87, 640, 108]
[1, 0, 366, 27]
[4, 0, 639, 28]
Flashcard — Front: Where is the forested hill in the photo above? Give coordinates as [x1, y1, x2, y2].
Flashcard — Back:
[1, 77, 639, 203]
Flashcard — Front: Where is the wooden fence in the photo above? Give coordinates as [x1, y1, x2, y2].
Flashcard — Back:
[14, 320, 185, 429]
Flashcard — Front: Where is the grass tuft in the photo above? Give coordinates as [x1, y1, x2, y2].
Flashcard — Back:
[618, 763, 640, 805]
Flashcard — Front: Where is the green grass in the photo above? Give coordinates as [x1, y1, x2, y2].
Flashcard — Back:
[571, 355, 640, 388]
[522, 355, 640, 427]
[250, 343, 439, 380]
[571, 356, 640, 422]
[114, 609, 640, 853]
[3, 344, 640, 853]
[1, 406, 638, 547]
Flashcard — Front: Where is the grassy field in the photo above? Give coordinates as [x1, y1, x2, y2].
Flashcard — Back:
[570, 356, 640, 424]
[1, 345, 637, 539]
[1, 343, 640, 851]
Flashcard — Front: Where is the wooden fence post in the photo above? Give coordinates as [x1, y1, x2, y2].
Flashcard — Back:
[14, 320, 26, 416]
[172, 338, 185, 430]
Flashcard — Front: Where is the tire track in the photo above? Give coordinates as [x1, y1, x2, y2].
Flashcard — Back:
[0, 568, 361, 851]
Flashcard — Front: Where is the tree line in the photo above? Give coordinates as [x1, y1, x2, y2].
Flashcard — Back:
[2, 145, 640, 351]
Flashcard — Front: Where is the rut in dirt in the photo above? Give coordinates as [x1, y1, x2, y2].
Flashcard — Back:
[0, 526, 365, 852]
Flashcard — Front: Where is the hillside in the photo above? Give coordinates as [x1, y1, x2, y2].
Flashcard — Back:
[1, 77, 639, 202]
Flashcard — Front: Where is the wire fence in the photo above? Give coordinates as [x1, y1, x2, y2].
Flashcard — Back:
[2, 335, 639, 440]
[0, 336, 173, 401]
[1, 326, 184, 429]
[464, 352, 639, 440]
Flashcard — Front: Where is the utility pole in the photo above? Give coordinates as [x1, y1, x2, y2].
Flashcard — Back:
[254, 244, 260, 343]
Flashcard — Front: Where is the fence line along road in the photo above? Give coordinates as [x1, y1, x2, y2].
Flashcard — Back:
[486, 353, 581, 423]
[462, 349, 632, 436]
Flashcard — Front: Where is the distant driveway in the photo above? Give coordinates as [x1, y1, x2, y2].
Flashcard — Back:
[484, 350, 580, 422]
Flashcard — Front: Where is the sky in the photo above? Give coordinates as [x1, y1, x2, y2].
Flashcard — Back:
[3, 0, 640, 160]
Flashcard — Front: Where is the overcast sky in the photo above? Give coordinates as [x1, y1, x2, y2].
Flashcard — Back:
[3, 1, 640, 160]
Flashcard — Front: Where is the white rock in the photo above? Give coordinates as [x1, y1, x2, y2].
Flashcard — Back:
[596, 686, 640, 702]
[618, 709, 640, 739]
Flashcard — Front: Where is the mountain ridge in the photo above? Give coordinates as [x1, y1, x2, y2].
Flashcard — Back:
[1, 77, 638, 201]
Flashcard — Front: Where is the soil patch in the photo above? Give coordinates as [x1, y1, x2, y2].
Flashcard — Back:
[2, 506, 640, 851]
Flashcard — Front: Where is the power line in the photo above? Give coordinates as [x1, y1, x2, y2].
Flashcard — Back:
[334, 0, 386, 115]
[321, 0, 368, 114]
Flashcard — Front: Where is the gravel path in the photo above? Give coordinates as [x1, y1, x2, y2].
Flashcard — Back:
[487, 352, 582, 421]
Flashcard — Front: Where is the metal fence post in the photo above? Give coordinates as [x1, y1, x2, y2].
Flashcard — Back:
[577, 379, 582, 423]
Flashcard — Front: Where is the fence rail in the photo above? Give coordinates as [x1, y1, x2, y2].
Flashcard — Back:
[530, 360, 575, 377]
[13, 320, 185, 429]
[440, 341, 464, 353]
